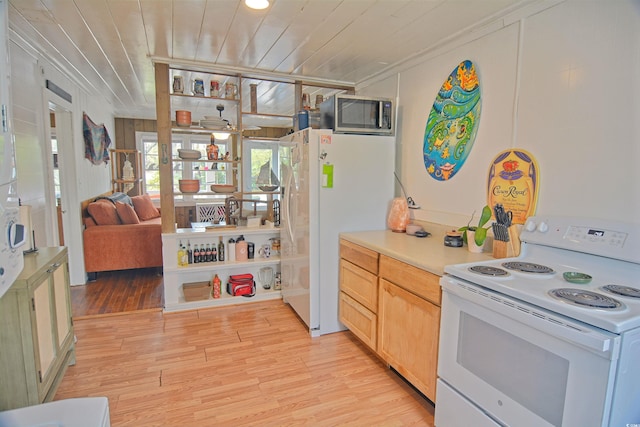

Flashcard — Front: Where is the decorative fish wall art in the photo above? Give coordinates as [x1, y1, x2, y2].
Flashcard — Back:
[423, 60, 481, 181]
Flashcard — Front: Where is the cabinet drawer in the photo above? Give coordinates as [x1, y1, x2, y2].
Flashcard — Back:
[379, 255, 441, 306]
[339, 292, 377, 351]
[340, 259, 378, 312]
[340, 239, 379, 274]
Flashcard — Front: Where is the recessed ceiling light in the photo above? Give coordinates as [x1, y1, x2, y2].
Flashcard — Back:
[245, 0, 269, 10]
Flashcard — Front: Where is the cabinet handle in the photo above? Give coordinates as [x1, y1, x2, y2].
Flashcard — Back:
[46, 262, 61, 273]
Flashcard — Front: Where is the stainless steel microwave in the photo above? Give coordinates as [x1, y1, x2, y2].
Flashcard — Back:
[320, 94, 394, 135]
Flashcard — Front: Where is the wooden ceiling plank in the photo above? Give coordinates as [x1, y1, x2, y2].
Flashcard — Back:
[215, 1, 266, 66]
[172, 0, 207, 61]
[235, 0, 307, 69]
[73, 0, 149, 106]
[267, 0, 376, 76]
[107, 0, 158, 105]
[193, 0, 238, 63]
[9, 0, 527, 120]
[10, 1, 129, 107]
[140, 0, 172, 59]
[39, 0, 137, 108]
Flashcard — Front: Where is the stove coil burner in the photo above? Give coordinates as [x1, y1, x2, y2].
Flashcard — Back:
[502, 261, 555, 274]
[549, 288, 623, 310]
[602, 285, 640, 299]
[468, 265, 509, 277]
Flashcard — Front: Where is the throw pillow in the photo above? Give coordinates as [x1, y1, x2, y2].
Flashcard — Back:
[87, 199, 121, 226]
[132, 194, 160, 221]
[115, 201, 140, 224]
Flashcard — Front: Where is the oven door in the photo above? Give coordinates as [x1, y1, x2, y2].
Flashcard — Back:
[437, 276, 621, 427]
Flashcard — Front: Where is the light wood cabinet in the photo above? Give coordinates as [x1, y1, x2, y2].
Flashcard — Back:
[339, 239, 442, 403]
[378, 278, 440, 402]
[378, 255, 441, 402]
[339, 240, 380, 351]
[0, 247, 75, 410]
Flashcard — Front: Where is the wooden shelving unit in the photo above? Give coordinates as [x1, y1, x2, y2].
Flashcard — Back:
[110, 148, 143, 196]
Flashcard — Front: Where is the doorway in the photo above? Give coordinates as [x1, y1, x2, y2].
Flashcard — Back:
[49, 108, 63, 244]
[44, 101, 72, 249]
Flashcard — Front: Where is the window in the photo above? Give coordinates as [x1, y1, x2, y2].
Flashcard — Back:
[136, 132, 231, 198]
[242, 138, 280, 197]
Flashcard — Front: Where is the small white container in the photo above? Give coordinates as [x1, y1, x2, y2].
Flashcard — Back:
[246, 216, 261, 227]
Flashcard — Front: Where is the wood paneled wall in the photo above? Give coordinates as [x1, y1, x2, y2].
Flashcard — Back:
[114, 118, 157, 150]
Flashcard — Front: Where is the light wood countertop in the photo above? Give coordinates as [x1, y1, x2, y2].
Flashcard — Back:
[340, 222, 494, 276]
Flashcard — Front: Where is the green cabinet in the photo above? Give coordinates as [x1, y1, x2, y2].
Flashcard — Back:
[0, 247, 75, 410]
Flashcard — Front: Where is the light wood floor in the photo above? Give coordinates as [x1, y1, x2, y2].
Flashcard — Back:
[61, 272, 435, 426]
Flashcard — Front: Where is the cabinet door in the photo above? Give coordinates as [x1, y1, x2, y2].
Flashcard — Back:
[32, 277, 55, 381]
[378, 279, 440, 402]
[52, 261, 71, 348]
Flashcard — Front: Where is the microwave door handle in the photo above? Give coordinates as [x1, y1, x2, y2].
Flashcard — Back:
[377, 101, 383, 129]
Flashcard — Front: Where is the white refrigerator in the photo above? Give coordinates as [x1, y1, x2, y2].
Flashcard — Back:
[279, 129, 395, 336]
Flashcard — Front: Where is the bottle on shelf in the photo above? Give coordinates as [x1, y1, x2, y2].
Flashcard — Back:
[212, 244, 218, 262]
[177, 240, 186, 267]
[228, 237, 236, 262]
[218, 237, 225, 262]
[236, 236, 248, 262]
[187, 241, 193, 264]
[193, 244, 200, 264]
[205, 244, 212, 262]
[182, 242, 189, 266]
[212, 274, 221, 299]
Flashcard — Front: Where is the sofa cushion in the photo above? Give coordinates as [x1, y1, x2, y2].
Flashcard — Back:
[132, 194, 160, 221]
[116, 201, 140, 224]
[87, 199, 121, 225]
[97, 191, 133, 206]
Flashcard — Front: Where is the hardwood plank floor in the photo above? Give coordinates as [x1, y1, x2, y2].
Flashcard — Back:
[62, 270, 435, 426]
[70, 268, 163, 318]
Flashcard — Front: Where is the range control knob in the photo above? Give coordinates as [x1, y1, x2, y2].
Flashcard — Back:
[524, 219, 537, 232]
[537, 221, 549, 233]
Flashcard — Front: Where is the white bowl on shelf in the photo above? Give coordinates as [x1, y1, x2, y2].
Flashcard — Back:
[211, 184, 237, 193]
[178, 149, 202, 160]
[200, 119, 229, 130]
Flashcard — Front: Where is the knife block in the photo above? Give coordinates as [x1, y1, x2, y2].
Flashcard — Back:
[492, 225, 521, 259]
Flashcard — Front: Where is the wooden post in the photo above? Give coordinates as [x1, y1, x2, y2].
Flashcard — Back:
[154, 62, 175, 233]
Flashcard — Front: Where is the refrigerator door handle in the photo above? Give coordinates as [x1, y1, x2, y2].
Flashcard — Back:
[284, 169, 295, 244]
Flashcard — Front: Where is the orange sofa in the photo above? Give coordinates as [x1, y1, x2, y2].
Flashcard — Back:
[82, 193, 163, 279]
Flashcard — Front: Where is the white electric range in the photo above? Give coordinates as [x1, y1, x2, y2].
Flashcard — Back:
[435, 216, 640, 427]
